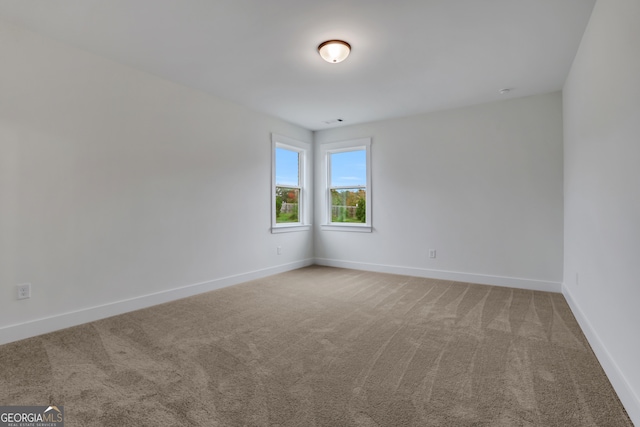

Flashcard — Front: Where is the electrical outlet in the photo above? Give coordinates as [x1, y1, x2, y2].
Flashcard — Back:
[576, 273, 579, 286]
[277, 246, 282, 255]
[17, 283, 31, 300]
[429, 249, 436, 259]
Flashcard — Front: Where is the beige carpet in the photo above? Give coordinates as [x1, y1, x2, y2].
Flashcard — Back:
[0, 266, 632, 426]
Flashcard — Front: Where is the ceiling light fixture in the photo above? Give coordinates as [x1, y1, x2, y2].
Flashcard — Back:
[318, 40, 351, 63]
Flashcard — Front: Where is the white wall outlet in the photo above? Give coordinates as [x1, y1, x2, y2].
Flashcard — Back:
[576, 273, 579, 286]
[277, 246, 282, 255]
[429, 249, 436, 259]
[17, 283, 31, 300]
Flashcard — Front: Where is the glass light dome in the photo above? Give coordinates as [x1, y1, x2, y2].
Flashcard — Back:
[318, 40, 351, 63]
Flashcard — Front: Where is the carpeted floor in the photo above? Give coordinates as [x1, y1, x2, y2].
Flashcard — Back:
[0, 266, 633, 426]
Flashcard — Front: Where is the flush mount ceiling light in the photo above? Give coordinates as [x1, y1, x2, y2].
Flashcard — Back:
[318, 40, 351, 63]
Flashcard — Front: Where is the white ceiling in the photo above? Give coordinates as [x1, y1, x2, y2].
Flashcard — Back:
[0, 0, 595, 130]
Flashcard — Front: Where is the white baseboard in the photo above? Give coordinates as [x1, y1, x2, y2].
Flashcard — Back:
[0, 259, 314, 346]
[562, 284, 640, 426]
[314, 258, 562, 292]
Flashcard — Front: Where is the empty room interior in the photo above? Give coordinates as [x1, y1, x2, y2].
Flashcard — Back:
[0, 0, 638, 425]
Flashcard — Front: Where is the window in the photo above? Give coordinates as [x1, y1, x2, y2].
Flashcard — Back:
[272, 134, 310, 233]
[321, 138, 372, 232]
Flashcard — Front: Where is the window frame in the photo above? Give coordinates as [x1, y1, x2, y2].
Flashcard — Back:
[271, 134, 311, 233]
[321, 137, 372, 233]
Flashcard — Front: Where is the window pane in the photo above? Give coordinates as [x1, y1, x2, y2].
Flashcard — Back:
[275, 187, 300, 223]
[330, 188, 366, 223]
[330, 150, 366, 187]
[275, 148, 299, 186]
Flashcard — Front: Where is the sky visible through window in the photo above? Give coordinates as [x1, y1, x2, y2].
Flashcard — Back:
[275, 148, 299, 186]
[331, 150, 366, 187]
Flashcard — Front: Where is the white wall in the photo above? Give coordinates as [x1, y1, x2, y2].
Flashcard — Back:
[562, 0, 640, 422]
[0, 21, 313, 344]
[314, 92, 564, 291]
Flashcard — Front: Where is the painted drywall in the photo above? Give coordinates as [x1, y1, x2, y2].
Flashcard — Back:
[314, 92, 564, 290]
[0, 21, 312, 343]
[562, 0, 640, 422]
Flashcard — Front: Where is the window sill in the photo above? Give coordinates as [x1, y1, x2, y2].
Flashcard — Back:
[321, 224, 372, 233]
[271, 224, 311, 234]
